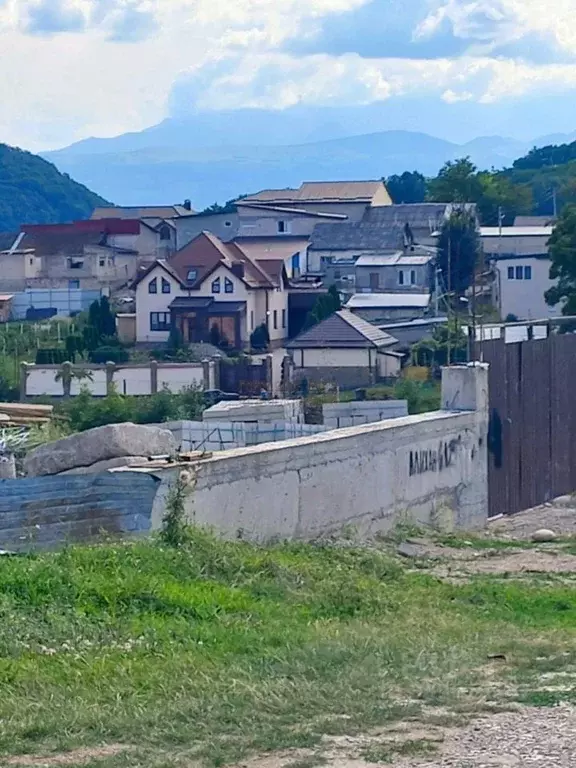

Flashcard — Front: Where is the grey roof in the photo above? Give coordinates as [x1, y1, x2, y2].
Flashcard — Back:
[310, 222, 405, 251]
[481, 227, 553, 237]
[363, 203, 454, 228]
[355, 253, 433, 267]
[346, 293, 431, 309]
[287, 309, 397, 350]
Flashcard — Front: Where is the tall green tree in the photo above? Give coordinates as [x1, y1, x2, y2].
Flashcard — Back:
[437, 209, 480, 296]
[385, 171, 426, 204]
[545, 204, 576, 314]
[428, 158, 483, 203]
[304, 285, 342, 329]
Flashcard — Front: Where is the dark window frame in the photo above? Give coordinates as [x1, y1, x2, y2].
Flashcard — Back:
[148, 277, 158, 294]
[150, 312, 171, 332]
[161, 277, 171, 294]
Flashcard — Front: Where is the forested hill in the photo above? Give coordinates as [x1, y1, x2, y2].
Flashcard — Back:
[0, 143, 109, 231]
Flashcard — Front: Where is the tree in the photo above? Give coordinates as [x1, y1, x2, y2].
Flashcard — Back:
[475, 173, 533, 226]
[83, 297, 119, 351]
[250, 323, 270, 351]
[385, 171, 426, 204]
[304, 285, 342, 329]
[437, 209, 480, 297]
[428, 158, 483, 203]
[545, 204, 576, 314]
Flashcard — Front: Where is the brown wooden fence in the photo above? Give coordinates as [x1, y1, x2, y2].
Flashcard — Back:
[482, 333, 576, 518]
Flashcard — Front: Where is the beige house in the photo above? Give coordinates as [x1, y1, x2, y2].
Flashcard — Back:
[481, 226, 558, 320]
[133, 232, 295, 348]
[287, 309, 401, 387]
[174, 181, 392, 249]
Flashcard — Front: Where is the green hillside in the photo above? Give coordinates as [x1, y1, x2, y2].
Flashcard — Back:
[0, 143, 109, 231]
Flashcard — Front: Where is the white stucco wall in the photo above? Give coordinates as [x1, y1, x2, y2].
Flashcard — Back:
[150, 365, 489, 540]
[135, 266, 183, 343]
[294, 348, 370, 367]
[495, 258, 558, 320]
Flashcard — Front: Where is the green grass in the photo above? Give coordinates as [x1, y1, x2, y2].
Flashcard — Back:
[2, 531, 576, 767]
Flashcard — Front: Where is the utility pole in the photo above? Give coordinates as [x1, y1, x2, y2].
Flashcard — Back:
[552, 187, 558, 219]
[447, 228, 452, 366]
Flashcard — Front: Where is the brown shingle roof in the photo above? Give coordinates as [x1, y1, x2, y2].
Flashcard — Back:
[287, 309, 397, 350]
[243, 181, 386, 205]
[91, 205, 195, 220]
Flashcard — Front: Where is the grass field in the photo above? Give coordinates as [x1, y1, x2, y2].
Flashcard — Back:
[1, 530, 576, 768]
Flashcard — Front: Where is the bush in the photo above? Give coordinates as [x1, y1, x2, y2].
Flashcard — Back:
[35, 348, 68, 365]
[250, 323, 270, 351]
[89, 346, 130, 364]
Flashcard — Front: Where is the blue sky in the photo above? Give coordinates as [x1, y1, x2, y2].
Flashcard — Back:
[1, 0, 575, 150]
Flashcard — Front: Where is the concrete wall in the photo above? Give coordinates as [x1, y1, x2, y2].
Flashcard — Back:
[322, 400, 408, 429]
[151, 364, 489, 540]
[355, 264, 431, 293]
[159, 420, 326, 452]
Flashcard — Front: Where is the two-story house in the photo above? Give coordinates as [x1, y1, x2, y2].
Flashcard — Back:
[173, 181, 393, 250]
[481, 225, 558, 320]
[133, 232, 295, 349]
[354, 252, 434, 294]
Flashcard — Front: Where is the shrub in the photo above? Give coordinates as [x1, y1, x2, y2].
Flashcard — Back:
[35, 348, 68, 365]
[250, 323, 270, 351]
[89, 346, 130, 364]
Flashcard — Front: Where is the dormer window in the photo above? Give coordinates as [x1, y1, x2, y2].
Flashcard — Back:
[187, 268, 198, 283]
[159, 225, 171, 241]
[148, 277, 158, 294]
[212, 277, 221, 293]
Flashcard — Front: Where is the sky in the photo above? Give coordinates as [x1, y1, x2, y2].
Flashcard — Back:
[1, 0, 576, 151]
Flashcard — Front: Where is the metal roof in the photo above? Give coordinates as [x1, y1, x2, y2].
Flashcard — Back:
[346, 293, 431, 309]
[286, 309, 397, 350]
[480, 227, 554, 237]
[355, 253, 433, 267]
[243, 181, 385, 205]
[311, 222, 405, 251]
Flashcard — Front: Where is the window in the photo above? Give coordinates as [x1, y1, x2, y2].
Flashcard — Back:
[282, 309, 286, 329]
[277, 221, 286, 234]
[29, 258, 34, 266]
[225, 277, 234, 294]
[212, 277, 221, 293]
[369, 272, 380, 290]
[273, 310, 278, 330]
[148, 277, 158, 294]
[224, 220, 232, 228]
[68, 280, 80, 290]
[410, 270, 416, 285]
[398, 270, 405, 286]
[187, 268, 198, 282]
[159, 225, 171, 241]
[515, 265, 524, 280]
[150, 312, 171, 332]
[99, 258, 106, 268]
[68, 258, 84, 270]
[524, 265, 532, 280]
[161, 277, 171, 294]
[507, 266, 514, 280]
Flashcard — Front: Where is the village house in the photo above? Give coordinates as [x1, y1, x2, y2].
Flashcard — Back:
[173, 181, 392, 249]
[133, 232, 298, 349]
[286, 309, 402, 388]
[481, 225, 558, 320]
[345, 292, 432, 323]
[0, 219, 175, 295]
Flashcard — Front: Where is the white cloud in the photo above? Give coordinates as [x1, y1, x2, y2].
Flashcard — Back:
[417, 0, 576, 57]
[1, 0, 576, 151]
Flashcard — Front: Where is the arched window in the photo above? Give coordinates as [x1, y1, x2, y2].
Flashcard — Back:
[148, 277, 158, 294]
[159, 225, 171, 241]
[212, 277, 221, 293]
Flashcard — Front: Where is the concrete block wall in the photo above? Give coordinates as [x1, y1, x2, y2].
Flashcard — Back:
[322, 400, 408, 429]
[151, 364, 490, 540]
[203, 399, 304, 425]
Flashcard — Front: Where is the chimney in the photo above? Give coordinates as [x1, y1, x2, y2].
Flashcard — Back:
[183, 199, 192, 211]
[231, 263, 245, 280]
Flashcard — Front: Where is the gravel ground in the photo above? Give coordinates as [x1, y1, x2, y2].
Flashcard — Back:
[489, 497, 576, 540]
[398, 705, 576, 767]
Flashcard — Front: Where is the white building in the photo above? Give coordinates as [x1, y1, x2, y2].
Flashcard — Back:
[481, 226, 558, 320]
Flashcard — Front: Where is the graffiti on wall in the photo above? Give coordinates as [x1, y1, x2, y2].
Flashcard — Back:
[409, 436, 462, 477]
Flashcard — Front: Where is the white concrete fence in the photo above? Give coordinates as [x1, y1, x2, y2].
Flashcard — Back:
[22, 360, 218, 397]
[149, 364, 489, 540]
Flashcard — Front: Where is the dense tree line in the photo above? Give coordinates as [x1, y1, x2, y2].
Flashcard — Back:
[386, 138, 576, 223]
[0, 143, 108, 231]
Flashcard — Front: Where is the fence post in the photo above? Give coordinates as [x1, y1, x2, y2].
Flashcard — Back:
[19, 362, 30, 401]
[105, 362, 116, 396]
[262, 354, 273, 394]
[201, 359, 211, 390]
[441, 362, 489, 415]
[150, 361, 159, 394]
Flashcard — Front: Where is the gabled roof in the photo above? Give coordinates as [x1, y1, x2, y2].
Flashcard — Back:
[91, 205, 195, 220]
[131, 259, 184, 289]
[242, 181, 387, 205]
[287, 309, 398, 350]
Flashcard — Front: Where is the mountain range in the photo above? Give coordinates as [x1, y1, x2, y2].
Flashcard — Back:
[43, 109, 576, 209]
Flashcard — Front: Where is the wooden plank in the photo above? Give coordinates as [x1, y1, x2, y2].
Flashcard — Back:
[506, 342, 522, 515]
